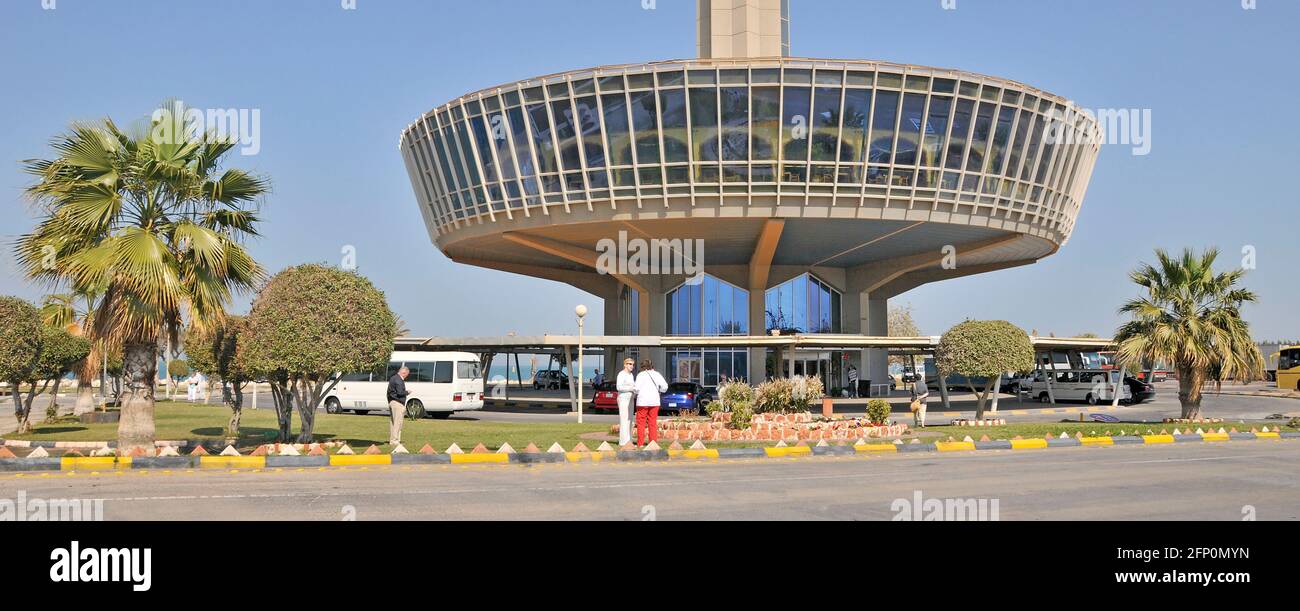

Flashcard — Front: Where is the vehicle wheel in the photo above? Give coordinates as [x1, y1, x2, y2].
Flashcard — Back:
[430, 411, 452, 420]
[324, 397, 342, 415]
[1038, 393, 1051, 404]
[406, 400, 425, 420]
[1086, 393, 1099, 406]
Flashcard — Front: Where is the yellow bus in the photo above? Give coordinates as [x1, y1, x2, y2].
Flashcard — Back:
[1278, 346, 1300, 392]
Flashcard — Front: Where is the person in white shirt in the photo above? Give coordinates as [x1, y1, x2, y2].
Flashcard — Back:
[614, 358, 637, 446]
[632, 360, 669, 448]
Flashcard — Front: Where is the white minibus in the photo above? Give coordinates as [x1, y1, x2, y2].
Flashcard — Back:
[321, 351, 485, 418]
[1022, 369, 1132, 405]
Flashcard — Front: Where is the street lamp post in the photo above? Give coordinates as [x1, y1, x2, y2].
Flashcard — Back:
[575, 304, 588, 423]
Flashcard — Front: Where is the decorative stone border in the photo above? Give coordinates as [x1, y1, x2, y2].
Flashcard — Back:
[950, 418, 1008, 426]
[654, 412, 908, 442]
[0, 430, 1294, 471]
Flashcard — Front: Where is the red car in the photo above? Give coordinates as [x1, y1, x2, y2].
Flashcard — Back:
[589, 382, 619, 413]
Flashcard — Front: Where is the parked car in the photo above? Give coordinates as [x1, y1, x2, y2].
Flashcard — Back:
[532, 369, 570, 390]
[660, 382, 715, 415]
[1124, 376, 1156, 404]
[589, 381, 618, 413]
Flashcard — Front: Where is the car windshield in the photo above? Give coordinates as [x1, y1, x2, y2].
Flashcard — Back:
[667, 383, 696, 393]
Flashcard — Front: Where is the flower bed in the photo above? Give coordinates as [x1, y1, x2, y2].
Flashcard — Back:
[657, 412, 907, 442]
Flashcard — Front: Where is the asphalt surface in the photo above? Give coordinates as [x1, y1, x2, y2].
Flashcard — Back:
[3, 440, 1296, 520]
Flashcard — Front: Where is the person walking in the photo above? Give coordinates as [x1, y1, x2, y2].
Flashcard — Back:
[387, 366, 410, 446]
[911, 370, 930, 428]
[615, 358, 637, 447]
[633, 359, 668, 448]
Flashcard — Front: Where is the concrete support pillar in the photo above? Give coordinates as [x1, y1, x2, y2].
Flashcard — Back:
[863, 295, 889, 392]
[748, 276, 769, 385]
[602, 288, 622, 377]
[644, 289, 667, 373]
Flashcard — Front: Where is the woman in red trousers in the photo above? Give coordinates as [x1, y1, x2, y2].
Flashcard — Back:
[632, 360, 668, 448]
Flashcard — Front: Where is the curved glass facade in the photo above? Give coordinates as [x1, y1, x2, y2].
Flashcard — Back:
[764, 273, 841, 334]
[665, 274, 749, 337]
[402, 59, 1099, 244]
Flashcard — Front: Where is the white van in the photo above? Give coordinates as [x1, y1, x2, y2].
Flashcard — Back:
[1022, 369, 1132, 405]
[321, 351, 485, 418]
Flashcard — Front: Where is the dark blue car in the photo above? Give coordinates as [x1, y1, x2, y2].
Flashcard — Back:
[660, 382, 715, 415]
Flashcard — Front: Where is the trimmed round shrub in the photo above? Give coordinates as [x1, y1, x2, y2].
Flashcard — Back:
[866, 399, 891, 425]
[0, 296, 42, 384]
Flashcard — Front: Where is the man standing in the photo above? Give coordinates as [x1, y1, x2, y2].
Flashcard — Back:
[615, 358, 637, 447]
[847, 364, 860, 399]
[387, 366, 410, 446]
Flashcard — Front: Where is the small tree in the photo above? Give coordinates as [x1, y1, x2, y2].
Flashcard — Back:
[1, 297, 44, 427]
[13, 326, 91, 432]
[936, 320, 1034, 421]
[244, 265, 395, 442]
[888, 304, 922, 367]
[185, 316, 250, 435]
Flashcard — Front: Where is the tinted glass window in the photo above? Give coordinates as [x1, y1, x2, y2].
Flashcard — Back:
[659, 89, 689, 163]
[781, 87, 811, 161]
[340, 372, 370, 382]
[629, 89, 660, 164]
[601, 94, 633, 166]
[810, 86, 840, 162]
[868, 90, 898, 163]
[751, 87, 781, 160]
[434, 361, 453, 384]
[457, 361, 481, 380]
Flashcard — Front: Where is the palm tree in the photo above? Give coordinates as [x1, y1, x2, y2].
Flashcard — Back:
[16, 103, 267, 453]
[1114, 248, 1264, 420]
[40, 284, 106, 415]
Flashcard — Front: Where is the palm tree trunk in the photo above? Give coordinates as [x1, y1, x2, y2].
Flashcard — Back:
[74, 373, 95, 416]
[74, 346, 99, 416]
[117, 341, 158, 455]
[1177, 367, 1204, 420]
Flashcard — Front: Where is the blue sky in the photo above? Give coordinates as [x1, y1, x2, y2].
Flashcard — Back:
[2, 0, 1297, 341]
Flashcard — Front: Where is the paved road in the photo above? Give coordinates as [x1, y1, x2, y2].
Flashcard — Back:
[3, 441, 1296, 520]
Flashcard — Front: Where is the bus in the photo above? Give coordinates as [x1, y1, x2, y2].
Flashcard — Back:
[1278, 346, 1300, 392]
[321, 351, 485, 418]
[1021, 369, 1133, 405]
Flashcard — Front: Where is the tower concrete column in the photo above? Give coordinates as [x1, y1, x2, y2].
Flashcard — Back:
[697, 0, 789, 59]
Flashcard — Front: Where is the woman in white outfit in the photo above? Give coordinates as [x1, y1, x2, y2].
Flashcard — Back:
[615, 358, 637, 446]
[633, 360, 669, 448]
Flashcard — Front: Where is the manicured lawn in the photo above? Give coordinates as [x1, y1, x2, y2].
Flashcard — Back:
[9, 402, 611, 452]
[914, 421, 1298, 441]
[8, 402, 1294, 452]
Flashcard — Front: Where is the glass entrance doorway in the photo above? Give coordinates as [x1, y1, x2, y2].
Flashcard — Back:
[780, 351, 840, 392]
